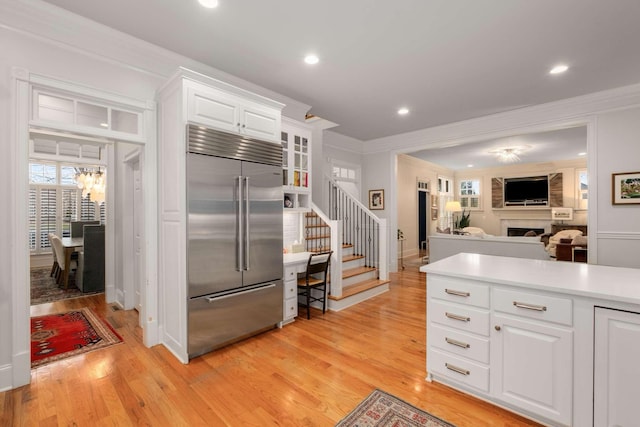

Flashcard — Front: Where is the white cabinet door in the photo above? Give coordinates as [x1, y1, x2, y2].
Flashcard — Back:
[187, 86, 239, 133]
[240, 105, 279, 141]
[187, 85, 280, 141]
[594, 307, 640, 427]
[491, 313, 573, 426]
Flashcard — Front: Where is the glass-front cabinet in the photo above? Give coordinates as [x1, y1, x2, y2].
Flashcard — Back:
[282, 119, 311, 211]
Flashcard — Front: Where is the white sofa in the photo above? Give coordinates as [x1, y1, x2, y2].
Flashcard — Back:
[429, 233, 551, 263]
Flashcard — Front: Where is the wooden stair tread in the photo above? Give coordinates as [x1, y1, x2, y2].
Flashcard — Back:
[329, 278, 390, 301]
[342, 254, 365, 263]
[342, 266, 376, 279]
[305, 224, 329, 228]
[306, 234, 331, 240]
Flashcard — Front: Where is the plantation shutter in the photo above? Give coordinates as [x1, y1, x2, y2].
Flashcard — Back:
[80, 196, 95, 220]
[61, 188, 79, 237]
[28, 189, 37, 251]
[39, 187, 57, 251]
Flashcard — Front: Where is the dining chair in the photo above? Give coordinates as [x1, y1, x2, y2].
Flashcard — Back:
[297, 251, 332, 319]
[48, 233, 60, 278]
[50, 235, 77, 286]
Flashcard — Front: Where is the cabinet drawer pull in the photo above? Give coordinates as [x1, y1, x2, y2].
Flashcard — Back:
[445, 288, 470, 297]
[445, 337, 470, 349]
[513, 301, 547, 312]
[445, 312, 470, 322]
[445, 363, 470, 376]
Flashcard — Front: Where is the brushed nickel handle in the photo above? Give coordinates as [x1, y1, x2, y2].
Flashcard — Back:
[445, 363, 470, 376]
[513, 301, 547, 312]
[445, 312, 470, 322]
[445, 337, 470, 349]
[445, 288, 470, 297]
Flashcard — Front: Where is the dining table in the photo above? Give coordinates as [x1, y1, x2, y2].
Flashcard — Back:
[61, 237, 83, 289]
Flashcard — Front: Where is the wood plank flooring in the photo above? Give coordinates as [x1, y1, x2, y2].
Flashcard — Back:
[1, 261, 541, 426]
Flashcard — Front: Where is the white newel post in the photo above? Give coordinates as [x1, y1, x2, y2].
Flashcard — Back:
[379, 218, 388, 280]
[330, 220, 343, 297]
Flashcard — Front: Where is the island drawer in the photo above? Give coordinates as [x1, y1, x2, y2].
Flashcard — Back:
[429, 323, 489, 364]
[429, 299, 490, 336]
[429, 348, 489, 392]
[428, 276, 490, 309]
[493, 288, 572, 326]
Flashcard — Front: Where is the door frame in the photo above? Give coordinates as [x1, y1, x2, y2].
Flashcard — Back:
[9, 69, 158, 389]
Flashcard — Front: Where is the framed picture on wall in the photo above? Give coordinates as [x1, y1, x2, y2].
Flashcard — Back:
[369, 189, 384, 210]
[612, 171, 640, 205]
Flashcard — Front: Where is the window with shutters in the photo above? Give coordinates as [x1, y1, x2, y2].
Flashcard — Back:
[29, 161, 104, 254]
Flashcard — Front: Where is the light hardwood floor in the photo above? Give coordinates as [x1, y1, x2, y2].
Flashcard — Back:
[2, 262, 540, 426]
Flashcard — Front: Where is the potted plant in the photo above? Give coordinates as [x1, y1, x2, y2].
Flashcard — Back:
[455, 210, 471, 229]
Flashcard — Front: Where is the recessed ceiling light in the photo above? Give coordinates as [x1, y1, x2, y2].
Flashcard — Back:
[304, 55, 319, 65]
[198, 0, 219, 8]
[549, 64, 569, 75]
[100, 122, 109, 128]
[397, 108, 409, 115]
[467, 164, 474, 168]
[578, 152, 586, 156]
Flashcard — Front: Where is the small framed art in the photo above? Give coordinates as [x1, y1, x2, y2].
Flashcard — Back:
[369, 189, 384, 210]
[612, 171, 640, 205]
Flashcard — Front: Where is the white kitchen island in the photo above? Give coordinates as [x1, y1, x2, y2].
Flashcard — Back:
[420, 253, 640, 427]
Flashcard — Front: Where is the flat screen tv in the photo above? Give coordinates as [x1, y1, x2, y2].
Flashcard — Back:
[504, 176, 549, 206]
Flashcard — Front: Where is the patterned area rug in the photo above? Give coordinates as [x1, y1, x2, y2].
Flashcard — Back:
[30, 266, 102, 305]
[336, 389, 456, 427]
[31, 307, 122, 368]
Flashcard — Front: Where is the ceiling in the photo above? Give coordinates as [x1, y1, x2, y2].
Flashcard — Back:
[40, 0, 640, 145]
[408, 126, 587, 170]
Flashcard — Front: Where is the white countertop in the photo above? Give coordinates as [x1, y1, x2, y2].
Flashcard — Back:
[283, 252, 310, 265]
[421, 253, 640, 306]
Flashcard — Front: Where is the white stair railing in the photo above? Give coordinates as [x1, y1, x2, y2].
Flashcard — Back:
[327, 179, 388, 283]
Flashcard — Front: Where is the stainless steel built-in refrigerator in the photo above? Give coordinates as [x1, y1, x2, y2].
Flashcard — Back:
[186, 124, 283, 358]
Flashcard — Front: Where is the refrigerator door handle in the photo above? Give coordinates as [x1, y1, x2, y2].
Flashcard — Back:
[244, 176, 250, 271]
[236, 175, 243, 272]
[205, 283, 276, 302]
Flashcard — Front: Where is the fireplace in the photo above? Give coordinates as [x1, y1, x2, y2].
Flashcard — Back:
[508, 227, 545, 237]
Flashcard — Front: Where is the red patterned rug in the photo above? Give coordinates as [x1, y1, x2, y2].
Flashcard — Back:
[336, 389, 456, 427]
[31, 307, 122, 368]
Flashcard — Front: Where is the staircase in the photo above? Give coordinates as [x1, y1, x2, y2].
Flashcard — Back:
[304, 186, 390, 311]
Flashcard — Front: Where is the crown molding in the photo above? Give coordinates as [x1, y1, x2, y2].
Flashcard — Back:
[0, 0, 310, 120]
[364, 82, 640, 154]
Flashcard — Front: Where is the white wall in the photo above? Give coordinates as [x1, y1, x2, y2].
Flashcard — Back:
[594, 107, 640, 268]
[312, 128, 364, 213]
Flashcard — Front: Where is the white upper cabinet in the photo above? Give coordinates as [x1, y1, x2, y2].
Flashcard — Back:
[281, 118, 312, 211]
[185, 79, 281, 142]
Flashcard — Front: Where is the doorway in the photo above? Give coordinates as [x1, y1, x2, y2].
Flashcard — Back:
[417, 179, 430, 260]
[123, 148, 145, 323]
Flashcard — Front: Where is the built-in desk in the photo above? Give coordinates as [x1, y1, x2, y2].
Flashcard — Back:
[282, 252, 310, 325]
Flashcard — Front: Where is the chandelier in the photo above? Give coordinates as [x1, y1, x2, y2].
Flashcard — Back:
[489, 145, 530, 163]
[75, 168, 106, 203]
